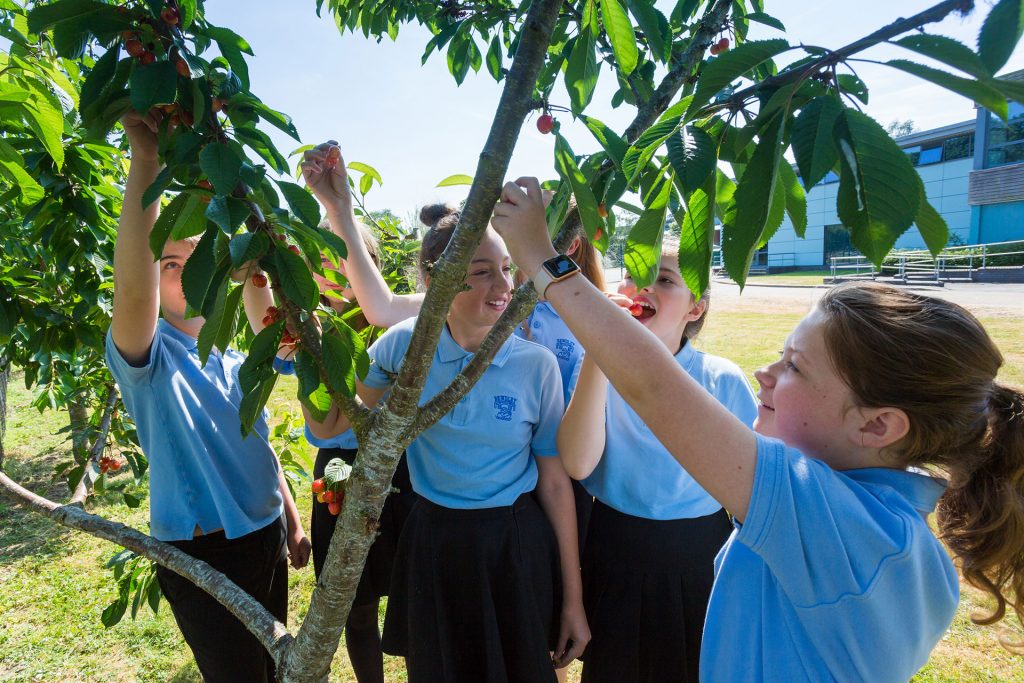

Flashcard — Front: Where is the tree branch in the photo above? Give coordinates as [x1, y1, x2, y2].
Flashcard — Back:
[69, 384, 119, 507]
[0, 471, 292, 664]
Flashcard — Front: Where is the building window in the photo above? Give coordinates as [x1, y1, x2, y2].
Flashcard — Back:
[985, 101, 1024, 168]
[918, 146, 943, 165]
[824, 224, 858, 263]
[942, 133, 974, 161]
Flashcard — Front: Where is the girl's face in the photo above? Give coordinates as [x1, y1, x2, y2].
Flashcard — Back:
[753, 309, 862, 466]
[445, 229, 513, 329]
[617, 252, 703, 353]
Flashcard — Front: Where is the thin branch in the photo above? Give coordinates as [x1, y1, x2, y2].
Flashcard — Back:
[0, 471, 292, 664]
[69, 384, 119, 507]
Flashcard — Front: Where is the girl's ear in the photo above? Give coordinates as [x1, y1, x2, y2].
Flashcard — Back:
[854, 406, 910, 450]
[685, 296, 707, 323]
[567, 236, 581, 257]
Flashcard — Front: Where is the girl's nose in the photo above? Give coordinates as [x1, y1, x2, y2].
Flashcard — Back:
[754, 365, 775, 389]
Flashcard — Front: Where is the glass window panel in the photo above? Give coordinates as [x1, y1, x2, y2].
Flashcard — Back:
[918, 146, 942, 165]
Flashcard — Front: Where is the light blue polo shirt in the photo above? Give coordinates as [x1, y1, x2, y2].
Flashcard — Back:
[701, 434, 958, 682]
[106, 320, 283, 542]
[516, 301, 583, 404]
[275, 358, 359, 450]
[364, 316, 563, 509]
[582, 341, 758, 519]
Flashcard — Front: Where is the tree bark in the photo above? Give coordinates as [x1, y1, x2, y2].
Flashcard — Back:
[0, 362, 8, 468]
[67, 395, 90, 462]
[278, 2, 566, 680]
[69, 385, 119, 507]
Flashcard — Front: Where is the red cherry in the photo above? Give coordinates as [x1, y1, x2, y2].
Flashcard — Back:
[709, 43, 720, 56]
[266, 306, 280, 320]
[139, 51, 156, 65]
[175, 58, 190, 78]
[717, 37, 730, 52]
[536, 114, 554, 134]
[629, 303, 643, 317]
[287, 245, 301, 255]
[261, 315, 273, 326]
[160, 103, 177, 114]
[120, 30, 135, 41]
[597, 203, 608, 219]
[251, 273, 268, 288]
[211, 98, 226, 113]
[124, 39, 145, 57]
[196, 179, 212, 190]
[593, 227, 603, 241]
[160, 7, 179, 25]
[311, 479, 325, 494]
[110, 460, 122, 472]
[325, 146, 341, 161]
[327, 501, 341, 516]
[323, 490, 336, 504]
[281, 331, 296, 346]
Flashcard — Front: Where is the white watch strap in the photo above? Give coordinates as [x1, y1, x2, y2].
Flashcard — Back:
[532, 267, 555, 298]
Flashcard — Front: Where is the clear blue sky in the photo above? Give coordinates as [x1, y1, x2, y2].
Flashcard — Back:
[203, 0, 1024, 220]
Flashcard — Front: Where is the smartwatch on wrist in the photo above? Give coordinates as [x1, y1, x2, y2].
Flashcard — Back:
[532, 254, 581, 297]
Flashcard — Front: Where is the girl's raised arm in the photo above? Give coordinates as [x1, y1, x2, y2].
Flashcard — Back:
[558, 354, 609, 480]
[303, 143, 424, 328]
[492, 178, 758, 520]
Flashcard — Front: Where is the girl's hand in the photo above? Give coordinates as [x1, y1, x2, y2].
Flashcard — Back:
[605, 292, 633, 311]
[552, 601, 590, 669]
[120, 110, 160, 162]
[301, 141, 350, 212]
[491, 176, 558, 278]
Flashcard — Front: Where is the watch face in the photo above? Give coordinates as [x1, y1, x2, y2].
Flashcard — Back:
[547, 255, 578, 276]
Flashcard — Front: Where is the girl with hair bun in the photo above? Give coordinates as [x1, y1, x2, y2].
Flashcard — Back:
[492, 177, 1024, 682]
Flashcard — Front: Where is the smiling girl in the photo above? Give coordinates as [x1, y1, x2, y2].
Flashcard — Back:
[558, 238, 757, 682]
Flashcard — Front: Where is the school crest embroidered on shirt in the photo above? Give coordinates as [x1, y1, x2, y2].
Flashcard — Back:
[555, 338, 575, 362]
[493, 395, 517, 421]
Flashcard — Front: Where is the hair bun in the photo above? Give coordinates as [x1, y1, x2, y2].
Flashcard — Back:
[419, 203, 457, 228]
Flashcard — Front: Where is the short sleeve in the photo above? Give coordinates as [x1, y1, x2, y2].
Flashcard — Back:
[363, 324, 408, 389]
[105, 326, 161, 386]
[273, 357, 295, 375]
[531, 355, 564, 457]
[737, 435, 915, 607]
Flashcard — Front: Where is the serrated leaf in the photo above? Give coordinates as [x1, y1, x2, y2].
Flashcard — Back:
[321, 333, 357, 397]
[436, 173, 473, 187]
[229, 232, 269, 268]
[836, 74, 869, 104]
[205, 196, 250, 234]
[196, 281, 231, 365]
[678, 172, 717, 297]
[915, 186, 948, 256]
[627, 0, 670, 63]
[602, 0, 637, 75]
[181, 228, 218, 312]
[791, 96, 843, 189]
[348, 161, 382, 186]
[778, 161, 807, 238]
[0, 139, 43, 204]
[886, 59, 1008, 122]
[565, 0, 600, 116]
[199, 143, 243, 196]
[745, 11, 785, 32]
[581, 115, 628, 170]
[319, 229, 348, 265]
[274, 245, 319, 311]
[723, 115, 784, 289]
[624, 174, 673, 289]
[80, 45, 119, 114]
[101, 596, 128, 628]
[323, 458, 352, 487]
[293, 350, 322, 400]
[553, 134, 602, 240]
[149, 192, 207, 259]
[128, 61, 177, 115]
[239, 373, 277, 437]
[276, 180, 321, 229]
[486, 34, 503, 81]
[893, 34, 990, 79]
[834, 109, 921, 265]
[666, 125, 718, 195]
[978, 0, 1024, 74]
[688, 39, 791, 117]
[301, 382, 334, 423]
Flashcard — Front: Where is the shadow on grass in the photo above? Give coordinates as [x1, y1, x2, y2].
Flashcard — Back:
[0, 447, 78, 567]
[166, 662, 202, 682]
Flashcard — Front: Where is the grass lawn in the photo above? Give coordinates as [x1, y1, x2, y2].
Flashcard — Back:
[729, 269, 832, 286]
[1, 301, 1022, 682]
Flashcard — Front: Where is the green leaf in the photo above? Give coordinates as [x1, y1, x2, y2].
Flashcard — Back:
[27, 0, 123, 33]
[241, 321, 283, 388]
[624, 174, 673, 289]
[229, 232, 270, 268]
[20, 87, 66, 170]
[887, 59, 1008, 121]
[666, 125, 718, 195]
[447, 29, 473, 85]
[239, 373, 277, 437]
[323, 457, 353, 487]
[206, 26, 252, 88]
[436, 173, 473, 187]
[893, 34, 990, 79]
[678, 172, 717, 297]
[724, 115, 784, 289]
[745, 11, 786, 32]
[319, 229, 349, 263]
[565, 0, 600, 116]
[915, 186, 949, 256]
[837, 74, 869, 104]
[791, 96, 843, 189]
[181, 228, 218, 312]
[274, 244, 319, 311]
[688, 39, 791, 117]
[101, 596, 128, 628]
[149, 193, 207, 259]
[978, 0, 1024, 74]
[332, 317, 369, 380]
[199, 143, 243, 196]
[128, 61, 177, 115]
[581, 115, 628, 170]
[234, 126, 289, 174]
[300, 382, 334, 423]
[602, 0, 638, 75]
[276, 180, 321, 229]
[197, 282, 242, 365]
[778, 161, 807, 238]
[553, 134, 602, 240]
[627, 0, 670, 63]
[0, 139, 44, 204]
[321, 332, 357, 397]
[834, 109, 921, 265]
[293, 350, 322, 400]
[485, 34, 503, 81]
[80, 45, 119, 114]
[205, 195, 251, 235]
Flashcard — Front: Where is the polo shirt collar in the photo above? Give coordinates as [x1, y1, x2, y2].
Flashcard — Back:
[158, 318, 199, 351]
[437, 322, 515, 368]
[675, 338, 696, 371]
[845, 467, 948, 516]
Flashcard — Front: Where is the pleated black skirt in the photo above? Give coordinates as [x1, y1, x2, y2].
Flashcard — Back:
[581, 500, 733, 683]
[310, 447, 417, 606]
[381, 492, 562, 683]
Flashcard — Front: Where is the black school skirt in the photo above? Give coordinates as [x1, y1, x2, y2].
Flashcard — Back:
[381, 492, 562, 683]
[580, 500, 733, 683]
[310, 447, 417, 606]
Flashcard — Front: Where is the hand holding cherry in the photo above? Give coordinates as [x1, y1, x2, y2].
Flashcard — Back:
[302, 141, 350, 211]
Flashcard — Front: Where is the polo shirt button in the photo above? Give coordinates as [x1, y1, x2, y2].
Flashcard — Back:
[532, 321, 540, 329]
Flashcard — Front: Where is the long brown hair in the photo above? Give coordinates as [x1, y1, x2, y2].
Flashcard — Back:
[417, 203, 461, 282]
[817, 282, 1024, 648]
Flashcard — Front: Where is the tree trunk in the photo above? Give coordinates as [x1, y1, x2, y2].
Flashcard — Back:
[67, 395, 90, 462]
[69, 385, 119, 506]
[0, 362, 9, 468]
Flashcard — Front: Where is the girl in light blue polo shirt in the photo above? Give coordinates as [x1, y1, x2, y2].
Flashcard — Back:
[306, 206, 590, 682]
[559, 238, 757, 683]
[493, 179, 1024, 683]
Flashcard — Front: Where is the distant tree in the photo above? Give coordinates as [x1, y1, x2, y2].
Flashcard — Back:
[886, 119, 917, 138]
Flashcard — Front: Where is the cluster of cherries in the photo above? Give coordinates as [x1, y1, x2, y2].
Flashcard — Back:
[99, 455, 123, 475]
[311, 479, 346, 516]
[709, 36, 731, 56]
[261, 306, 299, 347]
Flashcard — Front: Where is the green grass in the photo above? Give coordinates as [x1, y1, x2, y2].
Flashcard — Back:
[740, 269, 832, 286]
[1, 302, 1022, 681]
